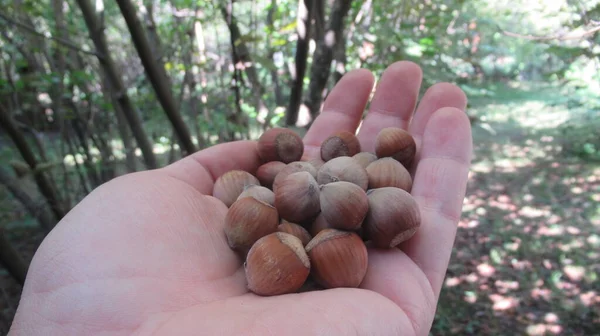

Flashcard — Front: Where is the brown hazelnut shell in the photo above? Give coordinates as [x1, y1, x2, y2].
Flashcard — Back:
[213, 170, 261, 207]
[320, 131, 361, 162]
[272, 161, 318, 192]
[237, 185, 275, 206]
[224, 197, 280, 255]
[352, 152, 378, 169]
[258, 128, 304, 163]
[255, 161, 286, 189]
[363, 187, 421, 248]
[316, 157, 369, 190]
[278, 222, 312, 246]
[375, 127, 416, 168]
[366, 157, 413, 192]
[274, 171, 321, 223]
[245, 232, 310, 296]
[319, 181, 369, 231]
[305, 229, 368, 288]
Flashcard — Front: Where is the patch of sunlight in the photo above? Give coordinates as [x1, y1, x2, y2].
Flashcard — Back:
[489, 294, 519, 311]
[519, 206, 551, 218]
[587, 234, 600, 247]
[445, 277, 461, 287]
[526, 324, 562, 335]
[563, 265, 586, 282]
[63, 153, 85, 166]
[152, 143, 172, 155]
[471, 160, 493, 173]
[494, 158, 533, 172]
[477, 263, 495, 277]
[464, 291, 477, 303]
[580, 291, 599, 307]
[495, 280, 519, 294]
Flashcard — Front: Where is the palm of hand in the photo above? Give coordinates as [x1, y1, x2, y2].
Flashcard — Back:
[10, 62, 472, 336]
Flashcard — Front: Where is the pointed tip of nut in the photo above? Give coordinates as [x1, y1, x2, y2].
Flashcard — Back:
[305, 228, 355, 252]
[277, 232, 310, 268]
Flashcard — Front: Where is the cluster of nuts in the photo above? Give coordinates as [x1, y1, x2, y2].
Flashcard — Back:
[214, 127, 421, 296]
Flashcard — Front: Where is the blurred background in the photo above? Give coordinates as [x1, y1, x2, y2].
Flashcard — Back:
[0, 0, 598, 334]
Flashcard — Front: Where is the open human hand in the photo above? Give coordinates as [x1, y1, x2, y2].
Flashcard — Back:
[9, 61, 472, 336]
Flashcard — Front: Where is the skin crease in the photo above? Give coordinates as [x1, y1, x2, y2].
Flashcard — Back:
[8, 61, 472, 336]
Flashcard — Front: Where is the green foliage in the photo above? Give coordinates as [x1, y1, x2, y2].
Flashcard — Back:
[1, 0, 599, 333]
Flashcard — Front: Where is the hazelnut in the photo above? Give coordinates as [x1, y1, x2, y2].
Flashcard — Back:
[278, 222, 312, 246]
[305, 229, 368, 288]
[224, 197, 279, 255]
[366, 157, 413, 192]
[272, 161, 318, 192]
[352, 152, 378, 169]
[258, 128, 304, 163]
[213, 170, 261, 207]
[363, 187, 421, 248]
[237, 185, 275, 206]
[245, 232, 310, 296]
[316, 157, 369, 190]
[274, 171, 321, 223]
[320, 131, 361, 162]
[306, 157, 325, 171]
[375, 127, 416, 168]
[319, 181, 368, 231]
[309, 213, 333, 237]
[256, 161, 286, 189]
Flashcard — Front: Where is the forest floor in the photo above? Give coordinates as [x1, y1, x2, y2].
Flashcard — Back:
[1, 82, 599, 335]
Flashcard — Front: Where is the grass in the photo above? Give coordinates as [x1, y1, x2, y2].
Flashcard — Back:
[1, 81, 599, 335]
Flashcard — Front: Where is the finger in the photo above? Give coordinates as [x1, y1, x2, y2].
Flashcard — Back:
[302, 68, 374, 160]
[162, 140, 261, 195]
[357, 61, 422, 153]
[408, 83, 467, 167]
[360, 248, 437, 336]
[401, 107, 472, 299]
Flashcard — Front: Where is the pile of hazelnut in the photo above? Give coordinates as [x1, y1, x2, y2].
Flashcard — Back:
[214, 127, 421, 296]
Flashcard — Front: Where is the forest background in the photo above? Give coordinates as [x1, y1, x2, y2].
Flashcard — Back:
[0, 0, 599, 334]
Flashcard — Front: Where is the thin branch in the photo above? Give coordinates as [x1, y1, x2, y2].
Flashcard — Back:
[0, 12, 103, 58]
[500, 24, 600, 41]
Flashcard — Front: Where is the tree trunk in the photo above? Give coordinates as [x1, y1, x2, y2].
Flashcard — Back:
[0, 228, 29, 286]
[305, 0, 353, 118]
[332, 34, 347, 84]
[0, 105, 65, 221]
[286, 0, 315, 126]
[0, 168, 56, 233]
[75, 0, 158, 169]
[115, 0, 196, 156]
[220, 2, 267, 129]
